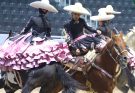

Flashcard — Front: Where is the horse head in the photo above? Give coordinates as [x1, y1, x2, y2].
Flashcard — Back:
[111, 28, 128, 67]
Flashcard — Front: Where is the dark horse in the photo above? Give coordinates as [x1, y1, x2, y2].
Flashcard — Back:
[0, 62, 87, 93]
[50, 30, 131, 93]
[0, 31, 87, 93]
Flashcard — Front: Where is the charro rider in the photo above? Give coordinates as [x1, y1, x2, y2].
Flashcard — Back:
[95, 5, 121, 37]
[63, 2, 102, 56]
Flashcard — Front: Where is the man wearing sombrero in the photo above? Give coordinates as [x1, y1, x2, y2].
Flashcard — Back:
[63, 2, 102, 56]
[94, 5, 121, 37]
[91, 8, 115, 37]
[104, 5, 121, 30]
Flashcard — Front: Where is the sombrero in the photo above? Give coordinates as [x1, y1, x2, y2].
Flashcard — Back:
[63, 2, 90, 15]
[30, 0, 58, 13]
[90, 9, 115, 21]
[98, 8, 106, 13]
[105, 5, 121, 14]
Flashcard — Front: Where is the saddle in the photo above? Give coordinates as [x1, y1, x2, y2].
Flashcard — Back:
[63, 50, 98, 73]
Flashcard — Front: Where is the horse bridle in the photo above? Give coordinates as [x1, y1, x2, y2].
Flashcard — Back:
[110, 38, 128, 63]
[104, 39, 128, 78]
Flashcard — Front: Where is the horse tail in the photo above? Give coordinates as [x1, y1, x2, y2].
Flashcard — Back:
[55, 64, 88, 93]
[125, 68, 135, 91]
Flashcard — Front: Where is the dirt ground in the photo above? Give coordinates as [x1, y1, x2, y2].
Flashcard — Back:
[0, 87, 134, 93]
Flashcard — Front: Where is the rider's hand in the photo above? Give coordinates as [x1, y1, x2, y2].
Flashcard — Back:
[96, 30, 102, 35]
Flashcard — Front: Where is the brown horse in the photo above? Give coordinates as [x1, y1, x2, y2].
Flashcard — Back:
[50, 30, 128, 93]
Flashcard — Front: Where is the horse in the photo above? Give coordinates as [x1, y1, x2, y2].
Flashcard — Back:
[0, 31, 88, 93]
[0, 62, 88, 93]
[49, 29, 133, 93]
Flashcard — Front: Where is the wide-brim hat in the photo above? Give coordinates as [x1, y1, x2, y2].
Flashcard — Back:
[90, 8, 115, 21]
[98, 8, 107, 13]
[30, 0, 58, 13]
[105, 5, 121, 14]
[63, 2, 90, 15]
